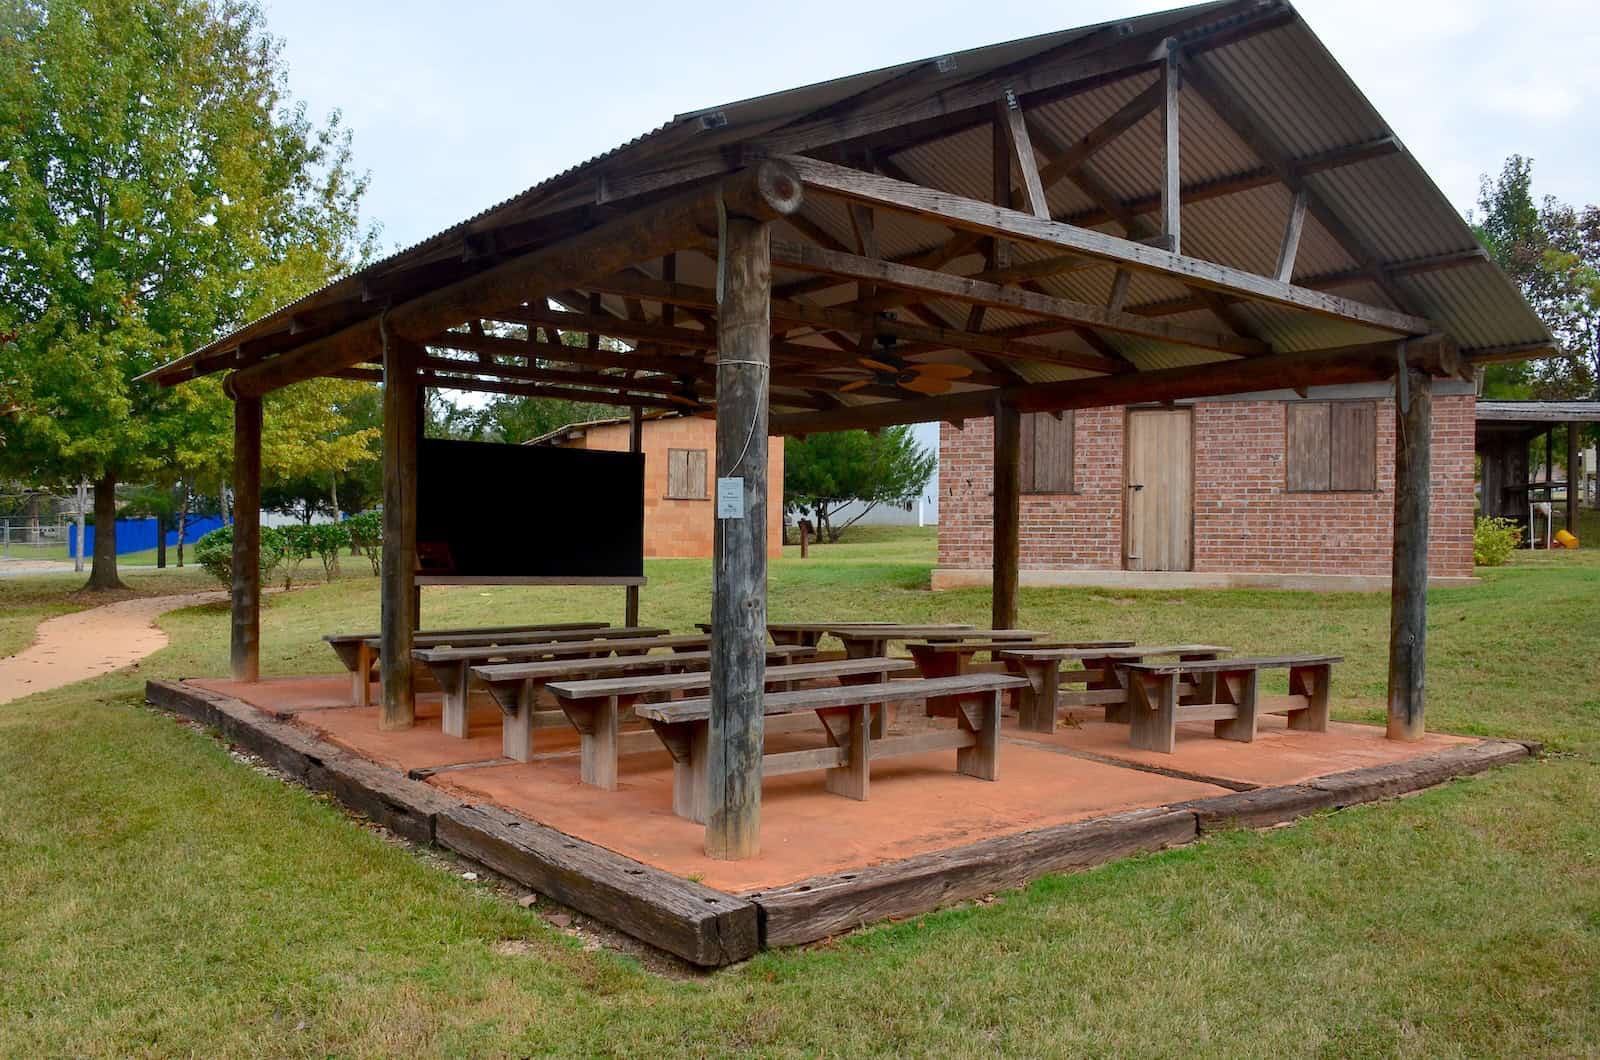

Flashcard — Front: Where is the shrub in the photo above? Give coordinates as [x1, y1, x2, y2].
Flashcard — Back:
[1473, 515, 1522, 567]
[193, 524, 285, 587]
[346, 510, 382, 576]
[282, 521, 350, 579]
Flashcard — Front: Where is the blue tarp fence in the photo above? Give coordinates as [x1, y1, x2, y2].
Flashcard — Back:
[70, 515, 225, 559]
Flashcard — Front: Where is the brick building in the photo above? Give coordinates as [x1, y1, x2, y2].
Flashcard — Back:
[532, 415, 784, 559]
[935, 381, 1477, 591]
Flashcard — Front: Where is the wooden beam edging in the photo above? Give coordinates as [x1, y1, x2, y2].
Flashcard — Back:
[143, 680, 759, 966]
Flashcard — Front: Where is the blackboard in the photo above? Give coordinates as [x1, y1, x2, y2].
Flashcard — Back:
[416, 438, 644, 579]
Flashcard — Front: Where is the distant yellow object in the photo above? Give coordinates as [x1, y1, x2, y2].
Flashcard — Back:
[1555, 529, 1580, 549]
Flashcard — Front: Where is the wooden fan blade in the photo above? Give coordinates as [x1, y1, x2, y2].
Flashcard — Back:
[913, 363, 973, 380]
[839, 379, 872, 392]
[901, 376, 953, 395]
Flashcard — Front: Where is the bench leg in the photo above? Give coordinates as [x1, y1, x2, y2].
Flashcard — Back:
[355, 643, 374, 707]
[501, 679, 535, 762]
[1213, 670, 1259, 742]
[578, 696, 621, 790]
[1096, 657, 1131, 724]
[1181, 652, 1220, 705]
[439, 662, 470, 739]
[1287, 664, 1331, 732]
[1018, 661, 1060, 733]
[956, 689, 1002, 781]
[822, 704, 870, 801]
[1128, 674, 1178, 753]
[673, 722, 710, 824]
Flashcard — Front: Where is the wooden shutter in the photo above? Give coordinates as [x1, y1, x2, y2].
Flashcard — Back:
[1020, 412, 1074, 492]
[1286, 403, 1331, 491]
[1330, 402, 1377, 491]
[667, 449, 707, 499]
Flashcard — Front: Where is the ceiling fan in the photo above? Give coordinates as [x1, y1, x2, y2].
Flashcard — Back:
[840, 329, 972, 396]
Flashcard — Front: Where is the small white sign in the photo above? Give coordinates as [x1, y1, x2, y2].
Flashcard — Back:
[716, 477, 745, 519]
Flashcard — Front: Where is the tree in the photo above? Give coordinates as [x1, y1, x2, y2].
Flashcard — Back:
[784, 427, 936, 542]
[0, 0, 374, 588]
[1473, 156, 1600, 401]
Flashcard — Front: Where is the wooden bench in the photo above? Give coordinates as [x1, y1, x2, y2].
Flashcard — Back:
[907, 639, 1133, 716]
[999, 644, 1230, 732]
[829, 624, 995, 659]
[414, 632, 702, 736]
[635, 672, 1028, 824]
[547, 657, 918, 789]
[470, 644, 817, 761]
[1120, 655, 1343, 752]
[323, 622, 608, 703]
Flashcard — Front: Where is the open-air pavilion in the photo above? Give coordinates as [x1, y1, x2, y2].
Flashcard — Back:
[142, 1, 1549, 963]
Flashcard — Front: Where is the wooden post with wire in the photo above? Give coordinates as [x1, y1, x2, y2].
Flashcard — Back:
[1386, 364, 1432, 740]
[229, 391, 262, 682]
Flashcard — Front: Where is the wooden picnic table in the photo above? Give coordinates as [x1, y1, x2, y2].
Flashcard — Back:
[637, 672, 1028, 823]
[907, 639, 1135, 717]
[999, 644, 1232, 732]
[692, 621, 950, 648]
[1121, 654, 1342, 752]
[414, 632, 702, 736]
[546, 656, 918, 789]
[322, 622, 611, 704]
[828, 624, 1023, 659]
[470, 643, 817, 761]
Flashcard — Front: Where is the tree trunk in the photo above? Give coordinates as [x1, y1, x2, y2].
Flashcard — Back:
[156, 512, 167, 569]
[85, 473, 125, 591]
[175, 488, 189, 567]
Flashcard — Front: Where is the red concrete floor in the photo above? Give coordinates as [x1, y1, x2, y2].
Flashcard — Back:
[199, 676, 1484, 893]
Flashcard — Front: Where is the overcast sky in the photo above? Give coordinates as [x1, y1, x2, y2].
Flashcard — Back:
[261, 0, 1596, 255]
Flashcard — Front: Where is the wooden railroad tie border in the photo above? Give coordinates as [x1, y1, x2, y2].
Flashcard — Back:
[146, 680, 1533, 961]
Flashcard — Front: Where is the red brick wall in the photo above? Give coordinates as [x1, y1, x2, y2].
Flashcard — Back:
[937, 395, 1475, 579]
[560, 418, 785, 559]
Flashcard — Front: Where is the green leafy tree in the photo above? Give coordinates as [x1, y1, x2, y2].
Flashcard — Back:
[784, 427, 936, 542]
[0, 0, 374, 588]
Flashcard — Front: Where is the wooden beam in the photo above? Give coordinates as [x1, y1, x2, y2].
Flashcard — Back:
[771, 242, 1266, 357]
[380, 338, 421, 731]
[779, 155, 1432, 336]
[707, 212, 771, 861]
[1568, 421, 1582, 536]
[998, 97, 1048, 219]
[227, 162, 804, 397]
[1158, 43, 1181, 253]
[229, 394, 262, 683]
[769, 336, 1459, 435]
[992, 402, 1021, 630]
[1107, 268, 1132, 312]
[1274, 189, 1309, 282]
[1386, 367, 1431, 740]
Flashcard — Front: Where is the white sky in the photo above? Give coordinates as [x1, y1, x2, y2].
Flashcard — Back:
[262, 0, 1597, 254]
[258, 1, 1596, 467]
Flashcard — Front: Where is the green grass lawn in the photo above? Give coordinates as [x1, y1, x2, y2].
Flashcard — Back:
[2, 521, 1598, 1055]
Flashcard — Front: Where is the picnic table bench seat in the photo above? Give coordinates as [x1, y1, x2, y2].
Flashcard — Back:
[635, 672, 1028, 823]
[546, 657, 918, 789]
[998, 644, 1232, 732]
[468, 644, 818, 761]
[410, 630, 694, 738]
[322, 622, 609, 702]
[1120, 654, 1343, 752]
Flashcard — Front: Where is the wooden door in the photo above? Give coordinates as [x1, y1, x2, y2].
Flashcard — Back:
[1124, 409, 1193, 571]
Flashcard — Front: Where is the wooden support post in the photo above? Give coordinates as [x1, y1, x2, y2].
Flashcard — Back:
[706, 211, 772, 860]
[1275, 189, 1309, 282]
[625, 406, 643, 627]
[992, 402, 1022, 630]
[380, 336, 421, 731]
[229, 393, 262, 682]
[1386, 367, 1432, 740]
[1568, 421, 1581, 535]
[1158, 42, 1181, 254]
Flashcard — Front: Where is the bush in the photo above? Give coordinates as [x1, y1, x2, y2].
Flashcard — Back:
[346, 510, 382, 576]
[1474, 515, 1522, 567]
[193, 524, 285, 587]
[282, 521, 350, 581]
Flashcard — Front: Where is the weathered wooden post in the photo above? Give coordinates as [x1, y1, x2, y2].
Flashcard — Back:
[1386, 365, 1432, 740]
[992, 401, 1022, 631]
[229, 392, 262, 682]
[626, 406, 643, 627]
[380, 335, 421, 730]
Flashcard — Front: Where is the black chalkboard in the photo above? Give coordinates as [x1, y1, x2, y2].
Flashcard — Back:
[416, 438, 644, 579]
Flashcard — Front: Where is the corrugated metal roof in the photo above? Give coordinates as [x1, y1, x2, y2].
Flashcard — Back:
[1476, 401, 1600, 424]
[149, 0, 1552, 408]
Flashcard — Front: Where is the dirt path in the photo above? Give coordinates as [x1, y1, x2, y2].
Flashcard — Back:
[0, 591, 225, 705]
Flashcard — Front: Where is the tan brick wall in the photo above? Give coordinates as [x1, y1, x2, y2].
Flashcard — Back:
[937, 395, 1475, 580]
[562, 418, 784, 559]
